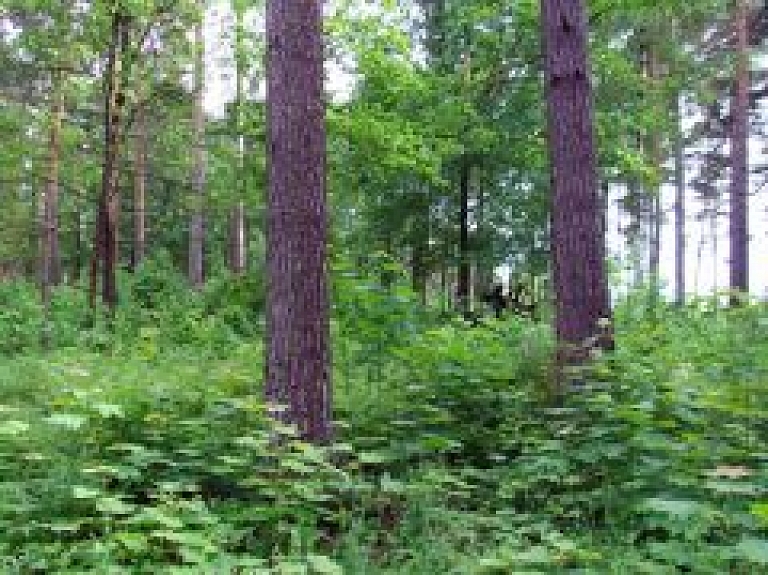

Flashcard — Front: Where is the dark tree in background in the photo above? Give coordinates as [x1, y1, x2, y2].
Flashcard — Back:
[264, 0, 331, 442]
[92, 7, 127, 311]
[541, 0, 613, 373]
[729, 0, 749, 297]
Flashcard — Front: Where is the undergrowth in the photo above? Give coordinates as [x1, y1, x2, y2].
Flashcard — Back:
[0, 264, 767, 572]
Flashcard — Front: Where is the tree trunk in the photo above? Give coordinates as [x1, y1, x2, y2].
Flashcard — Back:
[133, 94, 147, 269]
[648, 190, 661, 308]
[644, 48, 662, 311]
[473, 171, 491, 305]
[72, 207, 82, 284]
[230, 200, 247, 274]
[265, 0, 331, 442]
[189, 0, 206, 289]
[229, 2, 247, 275]
[411, 221, 428, 305]
[457, 158, 471, 315]
[92, 9, 126, 311]
[44, 69, 62, 288]
[711, 200, 719, 293]
[729, 0, 749, 298]
[674, 96, 686, 305]
[541, 0, 613, 374]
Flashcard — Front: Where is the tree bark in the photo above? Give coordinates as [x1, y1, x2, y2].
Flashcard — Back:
[541, 0, 613, 374]
[189, 0, 206, 289]
[265, 0, 331, 442]
[729, 0, 750, 298]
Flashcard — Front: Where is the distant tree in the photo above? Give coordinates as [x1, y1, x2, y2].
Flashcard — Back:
[264, 0, 331, 442]
[674, 96, 686, 305]
[92, 7, 128, 310]
[730, 0, 749, 298]
[541, 0, 613, 376]
[229, 0, 247, 275]
[188, 0, 206, 289]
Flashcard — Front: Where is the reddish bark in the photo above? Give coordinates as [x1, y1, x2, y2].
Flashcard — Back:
[265, 0, 331, 442]
[541, 0, 613, 370]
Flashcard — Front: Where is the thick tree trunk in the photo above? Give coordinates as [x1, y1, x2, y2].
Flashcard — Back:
[542, 0, 613, 373]
[189, 1, 206, 289]
[265, 0, 331, 442]
[457, 158, 471, 315]
[729, 0, 749, 298]
[674, 97, 686, 305]
[133, 96, 147, 269]
[92, 10, 126, 310]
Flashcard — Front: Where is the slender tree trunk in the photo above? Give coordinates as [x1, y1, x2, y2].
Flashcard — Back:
[674, 96, 686, 305]
[626, 180, 646, 289]
[541, 0, 613, 375]
[648, 190, 661, 307]
[230, 2, 247, 275]
[230, 200, 246, 274]
[265, 0, 331, 442]
[133, 94, 147, 269]
[644, 48, 662, 310]
[92, 10, 126, 311]
[189, 0, 206, 289]
[457, 158, 471, 315]
[39, 177, 51, 349]
[729, 0, 749, 298]
[473, 172, 490, 305]
[72, 207, 82, 284]
[711, 201, 719, 293]
[44, 69, 62, 288]
[411, 190, 429, 305]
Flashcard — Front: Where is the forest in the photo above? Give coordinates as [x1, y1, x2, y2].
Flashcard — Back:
[0, 0, 767, 572]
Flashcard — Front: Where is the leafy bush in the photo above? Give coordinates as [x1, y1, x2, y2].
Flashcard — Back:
[0, 348, 346, 572]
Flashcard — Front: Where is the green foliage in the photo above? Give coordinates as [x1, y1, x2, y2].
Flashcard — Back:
[0, 253, 266, 357]
[0, 347, 343, 572]
[1, 273, 768, 572]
